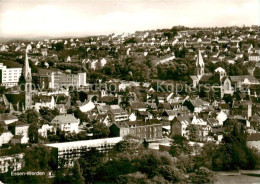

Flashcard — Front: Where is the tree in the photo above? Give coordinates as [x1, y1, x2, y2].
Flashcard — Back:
[79, 148, 104, 183]
[92, 123, 110, 138]
[211, 123, 260, 171]
[55, 42, 65, 51]
[254, 67, 260, 80]
[186, 124, 199, 141]
[189, 167, 216, 184]
[70, 160, 85, 184]
[39, 107, 59, 122]
[26, 109, 39, 124]
[28, 123, 39, 143]
[116, 172, 150, 184]
[170, 135, 191, 157]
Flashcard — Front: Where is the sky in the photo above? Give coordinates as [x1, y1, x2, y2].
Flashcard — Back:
[0, 0, 259, 38]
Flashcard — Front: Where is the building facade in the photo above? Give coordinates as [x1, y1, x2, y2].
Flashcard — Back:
[0, 63, 22, 88]
[51, 114, 80, 133]
[48, 72, 87, 89]
[45, 137, 122, 166]
[0, 153, 24, 173]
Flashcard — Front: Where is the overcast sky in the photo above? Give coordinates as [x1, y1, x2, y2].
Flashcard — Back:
[0, 0, 259, 38]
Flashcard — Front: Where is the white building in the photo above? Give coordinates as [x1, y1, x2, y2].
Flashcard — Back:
[0, 131, 13, 146]
[45, 137, 122, 166]
[48, 71, 87, 89]
[51, 114, 80, 133]
[38, 124, 53, 138]
[0, 63, 22, 88]
[34, 96, 55, 112]
[0, 153, 24, 173]
[14, 122, 29, 144]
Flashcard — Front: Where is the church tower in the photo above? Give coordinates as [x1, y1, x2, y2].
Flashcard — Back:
[195, 50, 204, 79]
[24, 46, 32, 110]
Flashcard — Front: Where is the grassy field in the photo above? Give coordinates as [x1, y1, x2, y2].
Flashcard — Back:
[216, 170, 260, 184]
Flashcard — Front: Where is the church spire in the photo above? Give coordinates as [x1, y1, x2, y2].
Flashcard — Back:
[24, 45, 32, 110]
[196, 50, 204, 67]
[195, 50, 205, 77]
[24, 45, 32, 81]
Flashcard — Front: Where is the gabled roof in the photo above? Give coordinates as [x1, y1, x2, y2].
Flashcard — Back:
[130, 102, 146, 109]
[113, 122, 129, 129]
[230, 75, 259, 83]
[51, 114, 79, 124]
[190, 99, 210, 107]
[0, 114, 18, 121]
[158, 103, 172, 110]
[200, 74, 213, 82]
[175, 115, 192, 125]
[162, 110, 178, 116]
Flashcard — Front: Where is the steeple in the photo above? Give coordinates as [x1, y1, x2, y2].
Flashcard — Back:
[196, 50, 204, 77]
[24, 45, 32, 110]
[196, 50, 204, 67]
[24, 47, 32, 81]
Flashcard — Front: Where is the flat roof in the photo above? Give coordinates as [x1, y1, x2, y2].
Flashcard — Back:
[45, 137, 123, 150]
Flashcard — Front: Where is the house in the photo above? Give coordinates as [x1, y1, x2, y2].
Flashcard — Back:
[158, 103, 172, 111]
[190, 116, 212, 141]
[11, 135, 28, 144]
[51, 114, 80, 133]
[183, 98, 210, 113]
[138, 111, 153, 120]
[0, 114, 18, 125]
[211, 127, 225, 142]
[170, 115, 191, 137]
[34, 96, 55, 112]
[161, 110, 179, 121]
[95, 114, 111, 126]
[127, 120, 162, 141]
[109, 108, 129, 123]
[247, 133, 260, 153]
[130, 102, 146, 112]
[207, 118, 220, 127]
[97, 105, 110, 114]
[0, 130, 13, 146]
[15, 122, 29, 143]
[230, 76, 260, 88]
[38, 123, 53, 138]
[109, 122, 130, 138]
